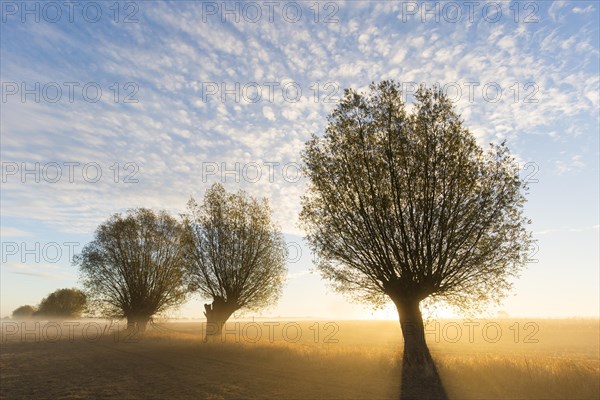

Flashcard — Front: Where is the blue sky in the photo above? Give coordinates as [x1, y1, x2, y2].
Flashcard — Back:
[1, 1, 598, 319]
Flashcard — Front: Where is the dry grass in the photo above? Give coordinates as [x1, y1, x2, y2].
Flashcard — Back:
[1, 319, 598, 399]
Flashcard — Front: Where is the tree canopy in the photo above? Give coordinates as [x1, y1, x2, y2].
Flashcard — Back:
[11, 305, 36, 319]
[184, 183, 287, 337]
[36, 288, 87, 319]
[75, 208, 189, 331]
[300, 81, 532, 360]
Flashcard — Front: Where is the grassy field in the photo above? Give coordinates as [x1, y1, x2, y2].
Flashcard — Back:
[1, 319, 598, 399]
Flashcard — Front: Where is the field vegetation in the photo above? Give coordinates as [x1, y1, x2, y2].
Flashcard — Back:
[1, 319, 597, 399]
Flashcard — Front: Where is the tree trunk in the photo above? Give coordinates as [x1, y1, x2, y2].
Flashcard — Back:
[136, 316, 150, 333]
[126, 315, 150, 333]
[126, 315, 136, 331]
[204, 297, 235, 341]
[392, 297, 448, 399]
[392, 297, 430, 365]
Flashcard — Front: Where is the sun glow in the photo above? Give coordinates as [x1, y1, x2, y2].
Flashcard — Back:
[365, 303, 461, 320]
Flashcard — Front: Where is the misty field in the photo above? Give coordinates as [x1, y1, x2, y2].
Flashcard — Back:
[1, 319, 598, 399]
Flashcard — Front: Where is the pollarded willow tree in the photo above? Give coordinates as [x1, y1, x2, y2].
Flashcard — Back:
[75, 208, 189, 332]
[300, 81, 532, 363]
[184, 183, 287, 339]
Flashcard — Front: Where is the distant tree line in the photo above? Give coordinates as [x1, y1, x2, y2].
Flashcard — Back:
[12, 288, 86, 319]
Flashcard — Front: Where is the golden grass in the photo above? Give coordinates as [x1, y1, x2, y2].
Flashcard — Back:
[1, 319, 598, 399]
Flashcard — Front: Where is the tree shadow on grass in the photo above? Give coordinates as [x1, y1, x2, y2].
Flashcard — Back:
[399, 348, 448, 400]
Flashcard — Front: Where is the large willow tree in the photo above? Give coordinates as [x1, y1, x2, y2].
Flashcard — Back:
[184, 183, 287, 339]
[300, 81, 532, 362]
[75, 208, 189, 332]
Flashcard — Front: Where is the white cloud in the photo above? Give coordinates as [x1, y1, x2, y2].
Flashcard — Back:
[555, 155, 585, 175]
[262, 106, 276, 121]
[0, 227, 30, 238]
[548, 0, 568, 22]
[572, 5, 595, 14]
[1, 1, 598, 239]
[287, 270, 312, 280]
[1, 262, 76, 280]
[497, 36, 516, 52]
[391, 48, 407, 64]
[536, 225, 600, 235]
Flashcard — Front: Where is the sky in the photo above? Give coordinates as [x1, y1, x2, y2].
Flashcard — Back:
[1, 0, 598, 320]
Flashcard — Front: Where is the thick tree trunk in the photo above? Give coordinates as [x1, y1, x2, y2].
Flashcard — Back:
[392, 296, 448, 399]
[392, 297, 430, 365]
[204, 297, 235, 341]
[136, 316, 150, 333]
[127, 316, 136, 331]
[126, 315, 150, 333]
